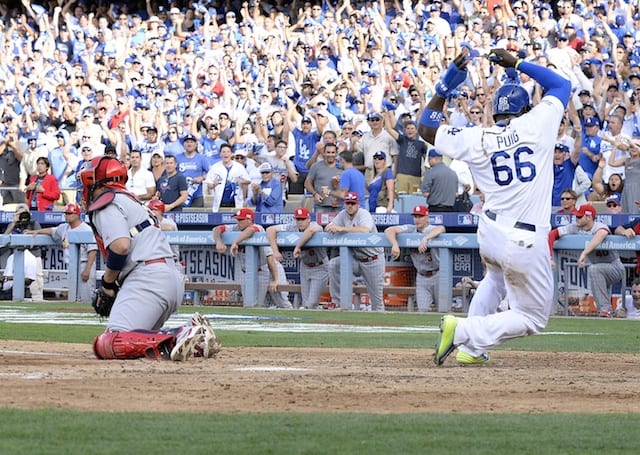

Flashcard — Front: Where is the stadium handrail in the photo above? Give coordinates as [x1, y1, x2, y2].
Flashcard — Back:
[2, 232, 639, 310]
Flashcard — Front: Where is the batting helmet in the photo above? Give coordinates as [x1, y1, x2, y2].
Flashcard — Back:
[147, 199, 166, 214]
[492, 84, 531, 120]
[78, 156, 128, 208]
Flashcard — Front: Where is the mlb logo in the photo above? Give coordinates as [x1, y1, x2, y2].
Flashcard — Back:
[264, 214, 275, 224]
[433, 215, 443, 224]
[458, 214, 473, 225]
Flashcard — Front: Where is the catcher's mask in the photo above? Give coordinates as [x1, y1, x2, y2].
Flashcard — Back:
[79, 156, 128, 208]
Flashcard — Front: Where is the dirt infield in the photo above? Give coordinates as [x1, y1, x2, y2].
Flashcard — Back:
[1, 340, 639, 414]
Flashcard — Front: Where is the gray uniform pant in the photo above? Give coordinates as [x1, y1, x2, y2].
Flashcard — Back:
[415, 272, 438, 312]
[588, 261, 625, 312]
[329, 255, 386, 311]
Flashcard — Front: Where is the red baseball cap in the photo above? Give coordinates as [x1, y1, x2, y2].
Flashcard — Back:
[344, 192, 360, 203]
[147, 199, 166, 214]
[412, 205, 429, 216]
[293, 207, 310, 219]
[572, 204, 597, 218]
[64, 203, 82, 215]
[233, 208, 255, 220]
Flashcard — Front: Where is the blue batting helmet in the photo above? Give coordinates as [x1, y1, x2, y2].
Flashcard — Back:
[492, 84, 530, 120]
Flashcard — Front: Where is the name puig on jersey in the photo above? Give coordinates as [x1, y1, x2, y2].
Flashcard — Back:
[496, 131, 520, 150]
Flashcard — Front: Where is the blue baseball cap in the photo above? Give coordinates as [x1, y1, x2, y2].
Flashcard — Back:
[584, 116, 599, 127]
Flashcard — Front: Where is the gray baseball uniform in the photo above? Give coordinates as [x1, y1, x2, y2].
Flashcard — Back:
[51, 221, 98, 302]
[557, 221, 625, 312]
[396, 224, 441, 312]
[92, 193, 184, 331]
[221, 223, 291, 308]
[329, 208, 386, 311]
[273, 221, 329, 309]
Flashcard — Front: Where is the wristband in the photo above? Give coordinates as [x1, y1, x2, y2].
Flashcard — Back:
[106, 248, 128, 271]
[101, 279, 119, 291]
[434, 61, 468, 98]
[514, 59, 523, 70]
[419, 108, 444, 129]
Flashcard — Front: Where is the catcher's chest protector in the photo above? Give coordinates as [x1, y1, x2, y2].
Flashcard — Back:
[93, 331, 175, 360]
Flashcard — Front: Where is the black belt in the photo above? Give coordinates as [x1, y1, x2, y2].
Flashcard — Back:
[418, 269, 439, 277]
[484, 210, 536, 232]
[357, 255, 378, 263]
[303, 261, 326, 268]
[241, 267, 264, 272]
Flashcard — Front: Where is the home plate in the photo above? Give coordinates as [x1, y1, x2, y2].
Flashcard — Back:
[235, 366, 311, 372]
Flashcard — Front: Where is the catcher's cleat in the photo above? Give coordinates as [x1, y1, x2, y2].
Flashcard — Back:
[192, 313, 221, 358]
[170, 325, 205, 361]
[434, 314, 458, 366]
[456, 351, 490, 365]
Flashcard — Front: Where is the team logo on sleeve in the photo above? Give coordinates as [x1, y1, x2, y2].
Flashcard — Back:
[447, 127, 462, 135]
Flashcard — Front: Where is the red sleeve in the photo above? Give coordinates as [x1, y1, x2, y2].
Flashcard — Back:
[251, 225, 261, 233]
[548, 228, 560, 257]
[42, 175, 61, 203]
[218, 225, 227, 233]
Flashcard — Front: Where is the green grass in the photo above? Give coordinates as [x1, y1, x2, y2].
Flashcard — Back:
[1, 302, 640, 454]
[1, 410, 639, 454]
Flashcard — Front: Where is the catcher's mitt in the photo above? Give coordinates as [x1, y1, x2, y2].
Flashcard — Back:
[92, 288, 117, 317]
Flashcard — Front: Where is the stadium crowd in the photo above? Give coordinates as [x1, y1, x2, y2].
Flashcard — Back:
[0, 0, 639, 214]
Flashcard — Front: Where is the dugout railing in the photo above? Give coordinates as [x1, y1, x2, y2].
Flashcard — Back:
[2, 232, 639, 315]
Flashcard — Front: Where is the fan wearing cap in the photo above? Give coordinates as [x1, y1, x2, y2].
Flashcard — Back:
[325, 192, 386, 311]
[551, 141, 580, 207]
[598, 114, 631, 185]
[134, 123, 165, 170]
[24, 204, 98, 302]
[549, 204, 625, 317]
[213, 208, 291, 308]
[176, 133, 210, 208]
[421, 149, 457, 211]
[287, 111, 324, 195]
[368, 150, 395, 213]
[579, 116, 602, 179]
[355, 112, 398, 181]
[381, 111, 428, 194]
[250, 162, 284, 213]
[266, 207, 329, 309]
[385, 205, 446, 312]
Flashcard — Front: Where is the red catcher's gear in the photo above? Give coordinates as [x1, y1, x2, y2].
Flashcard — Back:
[93, 330, 175, 360]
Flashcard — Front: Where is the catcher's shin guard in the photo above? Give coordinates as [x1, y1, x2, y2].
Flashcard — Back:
[93, 330, 176, 360]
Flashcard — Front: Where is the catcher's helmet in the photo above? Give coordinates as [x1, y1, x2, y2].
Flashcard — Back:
[79, 156, 128, 207]
[492, 84, 530, 120]
[147, 199, 166, 214]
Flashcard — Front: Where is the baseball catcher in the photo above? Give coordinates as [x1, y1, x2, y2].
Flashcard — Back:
[79, 156, 220, 360]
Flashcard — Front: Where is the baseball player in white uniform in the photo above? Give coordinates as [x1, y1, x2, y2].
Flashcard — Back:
[325, 192, 386, 311]
[385, 205, 445, 312]
[80, 156, 219, 361]
[266, 207, 329, 309]
[420, 48, 571, 365]
[549, 204, 625, 317]
[213, 208, 291, 308]
[25, 203, 98, 302]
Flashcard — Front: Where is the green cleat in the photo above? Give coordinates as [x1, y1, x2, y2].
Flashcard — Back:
[456, 351, 490, 365]
[433, 315, 458, 366]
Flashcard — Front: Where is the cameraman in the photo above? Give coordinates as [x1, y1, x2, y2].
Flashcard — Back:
[3, 204, 44, 300]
